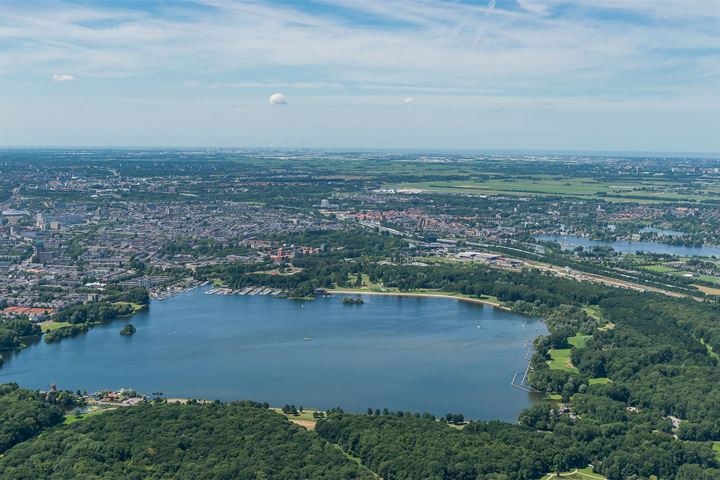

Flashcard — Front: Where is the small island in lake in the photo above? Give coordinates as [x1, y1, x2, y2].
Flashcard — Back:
[119, 324, 137, 336]
[342, 297, 364, 305]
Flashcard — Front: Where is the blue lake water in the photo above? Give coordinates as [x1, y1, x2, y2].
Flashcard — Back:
[536, 234, 720, 257]
[0, 289, 546, 421]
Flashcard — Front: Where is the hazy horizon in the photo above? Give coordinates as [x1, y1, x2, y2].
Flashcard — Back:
[1, 145, 718, 160]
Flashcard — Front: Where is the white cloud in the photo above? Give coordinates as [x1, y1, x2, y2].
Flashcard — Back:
[2, 0, 712, 101]
[1, 0, 717, 150]
[268, 92, 287, 105]
[51, 73, 75, 82]
[516, 0, 550, 16]
[403, 97, 415, 104]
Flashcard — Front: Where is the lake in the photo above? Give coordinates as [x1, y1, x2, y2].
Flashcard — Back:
[0, 289, 547, 421]
[536, 234, 720, 257]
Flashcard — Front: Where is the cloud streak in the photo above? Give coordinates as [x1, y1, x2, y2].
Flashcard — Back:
[0, 0, 717, 151]
[1, 0, 715, 102]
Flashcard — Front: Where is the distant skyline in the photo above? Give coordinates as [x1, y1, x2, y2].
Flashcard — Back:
[1, 0, 719, 153]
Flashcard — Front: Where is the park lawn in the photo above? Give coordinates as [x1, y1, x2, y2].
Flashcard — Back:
[589, 377, 611, 385]
[271, 408, 321, 423]
[114, 301, 145, 312]
[344, 273, 383, 290]
[253, 266, 303, 276]
[639, 264, 676, 273]
[64, 407, 115, 425]
[568, 335, 592, 349]
[548, 348, 578, 373]
[39, 321, 73, 333]
[582, 306, 602, 321]
[698, 275, 720, 285]
[548, 335, 594, 374]
[713, 442, 720, 460]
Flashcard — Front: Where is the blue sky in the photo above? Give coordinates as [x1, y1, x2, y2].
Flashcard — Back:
[1, 0, 718, 153]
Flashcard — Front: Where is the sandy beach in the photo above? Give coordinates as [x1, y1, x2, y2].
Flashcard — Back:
[328, 289, 512, 311]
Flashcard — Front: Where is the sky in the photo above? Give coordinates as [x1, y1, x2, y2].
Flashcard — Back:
[1, 0, 719, 153]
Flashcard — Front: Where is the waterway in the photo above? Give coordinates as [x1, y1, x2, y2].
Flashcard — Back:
[536, 234, 720, 257]
[0, 288, 547, 421]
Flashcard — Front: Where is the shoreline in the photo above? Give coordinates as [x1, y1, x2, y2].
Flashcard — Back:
[328, 289, 512, 311]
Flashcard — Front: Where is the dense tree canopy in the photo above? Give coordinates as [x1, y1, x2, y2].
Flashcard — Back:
[0, 401, 374, 480]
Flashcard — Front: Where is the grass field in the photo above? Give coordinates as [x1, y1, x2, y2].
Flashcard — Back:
[389, 177, 711, 203]
[63, 407, 115, 425]
[39, 321, 73, 333]
[640, 264, 677, 273]
[698, 275, 720, 285]
[582, 306, 602, 321]
[548, 335, 592, 373]
[568, 335, 592, 349]
[713, 442, 720, 460]
[548, 348, 578, 373]
[589, 377, 611, 385]
[114, 301, 146, 312]
[270, 408, 321, 423]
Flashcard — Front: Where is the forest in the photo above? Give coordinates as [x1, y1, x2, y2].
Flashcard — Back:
[0, 399, 374, 480]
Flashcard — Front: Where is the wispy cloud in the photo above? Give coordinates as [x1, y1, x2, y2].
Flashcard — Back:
[515, 0, 550, 16]
[2, 0, 715, 101]
[1, 0, 717, 150]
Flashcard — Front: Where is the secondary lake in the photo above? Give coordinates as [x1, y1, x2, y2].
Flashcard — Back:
[536, 234, 720, 257]
[0, 288, 547, 421]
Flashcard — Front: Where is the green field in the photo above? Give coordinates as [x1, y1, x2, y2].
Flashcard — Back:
[698, 275, 720, 285]
[582, 305, 602, 321]
[63, 407, 115, 425]
[548, 348, 578, 373]
[389, 177, 711, 203]
[568, 335, 592, 349]
[713, 442, 720, 460]
[270, 408, 321, 423]
[588, 377, 611, 385]
[114, 301, 146, 312]
[40, 321, 73, 333]
[640, 264, 677, 273]
[548, 335, 591, 373]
